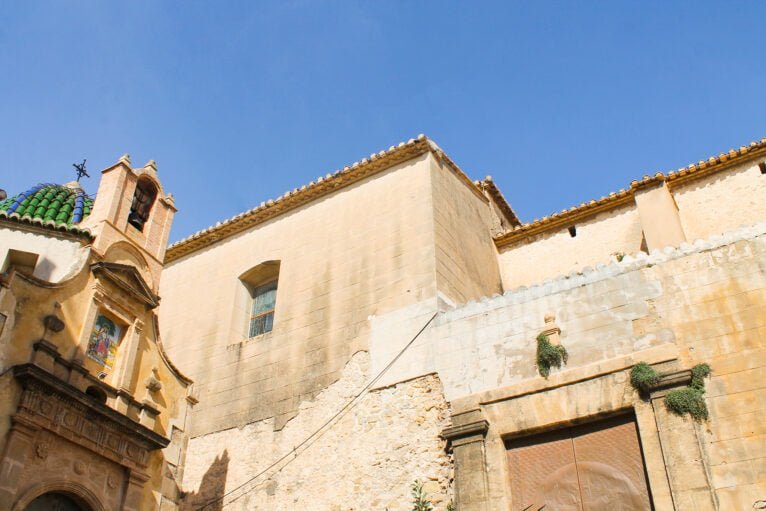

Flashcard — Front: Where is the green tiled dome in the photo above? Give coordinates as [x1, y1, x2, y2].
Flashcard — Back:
[0, 183, 94, 226]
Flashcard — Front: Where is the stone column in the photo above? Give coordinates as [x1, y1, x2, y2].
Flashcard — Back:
[122, 470, 150, 511]
[648, 370, 717, 510]
[442, 418, 490, 511]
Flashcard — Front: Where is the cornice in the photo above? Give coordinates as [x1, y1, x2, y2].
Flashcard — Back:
[494, 137, 766, 248]
[13, 363, 169, 450]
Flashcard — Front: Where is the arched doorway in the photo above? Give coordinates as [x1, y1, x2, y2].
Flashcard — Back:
[24, 492, 90, 511]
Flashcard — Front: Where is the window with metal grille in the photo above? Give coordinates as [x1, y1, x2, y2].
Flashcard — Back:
[249, 280, 277, 337]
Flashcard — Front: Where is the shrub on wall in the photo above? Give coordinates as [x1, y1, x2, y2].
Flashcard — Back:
[536, 333, 568, 378]
[630, 362, 660, 391]
[630, 362, 711, 421]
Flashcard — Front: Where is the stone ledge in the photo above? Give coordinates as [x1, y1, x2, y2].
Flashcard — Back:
[645, 369, 693, 398]
[441, 420, 489, 450]
[451, 342, 678, 414]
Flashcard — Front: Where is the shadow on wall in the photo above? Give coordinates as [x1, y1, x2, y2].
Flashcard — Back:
[180, 450, 230, 511]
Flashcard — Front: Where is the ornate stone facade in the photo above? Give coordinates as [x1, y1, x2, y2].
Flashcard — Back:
[0, 159, 193, 510]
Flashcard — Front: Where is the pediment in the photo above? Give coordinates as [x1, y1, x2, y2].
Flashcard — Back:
[91, 262, 160, 308]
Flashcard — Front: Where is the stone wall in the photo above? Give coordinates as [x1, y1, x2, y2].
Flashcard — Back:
[497, 203, 644, 289]
[429, 154, 502, 305]
[496, 159, 766, 289]
[180, 352, 453, 511]
[160, 154, 444, 437]
[674, 160, 766, 242]
[372, 221, 766, 509]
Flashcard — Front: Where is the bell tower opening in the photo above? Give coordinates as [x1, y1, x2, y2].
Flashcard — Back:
[127, 177, 157, 232]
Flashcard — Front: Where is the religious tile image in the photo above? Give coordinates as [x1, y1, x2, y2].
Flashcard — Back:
[86, 313, 123, 369]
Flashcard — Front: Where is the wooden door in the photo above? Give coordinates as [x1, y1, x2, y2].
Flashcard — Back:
[506, 414, 652, 511]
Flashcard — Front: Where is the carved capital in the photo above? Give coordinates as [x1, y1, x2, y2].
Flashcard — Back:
[441, 420, 489, 450]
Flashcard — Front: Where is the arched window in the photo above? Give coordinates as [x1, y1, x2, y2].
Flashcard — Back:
[239, 261, 280, 338]
[127, 178, 157, 231]
[249, 281, 277, 337]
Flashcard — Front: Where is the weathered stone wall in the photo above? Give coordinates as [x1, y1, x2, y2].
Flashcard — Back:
[373, 222, 766, 509]
[496, 159, 766, 290]
[429, 154, 502, 305]
[497, 204, 644, 289]
[673, 160, 766, 241]
[180, 352, 453, 511]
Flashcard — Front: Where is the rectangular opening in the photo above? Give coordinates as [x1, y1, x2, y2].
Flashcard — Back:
[759, 162, 766, 175]
[568, 225, 577, 237]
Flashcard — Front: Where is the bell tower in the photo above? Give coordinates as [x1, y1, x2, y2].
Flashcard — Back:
[80, 154, 177, 288]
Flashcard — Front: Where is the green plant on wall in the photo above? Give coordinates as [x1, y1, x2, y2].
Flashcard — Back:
[629, 362, 660, 391]
[665, 363, 711, 420]
[630, 362, 711, 420]
[410, 481, 434, 511]
[536, 333, 568, 378]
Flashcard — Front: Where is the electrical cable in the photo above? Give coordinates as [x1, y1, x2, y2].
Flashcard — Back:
[195, 311, 438, 510]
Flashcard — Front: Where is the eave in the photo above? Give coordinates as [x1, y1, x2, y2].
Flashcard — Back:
[494, 137, 766, 249]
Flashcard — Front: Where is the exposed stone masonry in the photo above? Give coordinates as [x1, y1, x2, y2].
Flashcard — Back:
[181, 352, 453, 511]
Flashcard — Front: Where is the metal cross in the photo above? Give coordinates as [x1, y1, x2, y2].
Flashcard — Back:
[73, 159, 89, 182]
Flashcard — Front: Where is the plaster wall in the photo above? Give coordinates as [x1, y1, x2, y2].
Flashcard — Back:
[673, 160, 766, 242]
[0, 227, 89, 283]
[497, 204, 643, 289]
[159, 154, 442, 436]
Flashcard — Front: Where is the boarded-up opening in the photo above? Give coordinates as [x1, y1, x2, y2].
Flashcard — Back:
[506, 414, 653, 511]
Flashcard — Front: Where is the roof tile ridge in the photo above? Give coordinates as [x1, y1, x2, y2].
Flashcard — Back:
[494, 135, 766, 244]
[166, 134, 431, 257]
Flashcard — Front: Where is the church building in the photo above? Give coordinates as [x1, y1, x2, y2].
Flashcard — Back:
[1, 135, 765, 510]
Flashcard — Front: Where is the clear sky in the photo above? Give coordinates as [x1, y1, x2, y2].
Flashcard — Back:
[1, 1, 764, 243]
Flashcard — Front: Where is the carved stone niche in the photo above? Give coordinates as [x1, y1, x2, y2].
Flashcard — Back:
[0, 363, 169, 511]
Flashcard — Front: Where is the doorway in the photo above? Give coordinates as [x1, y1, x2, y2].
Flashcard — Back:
[24, 492, 89, 511]
[506, 414, 653, 511]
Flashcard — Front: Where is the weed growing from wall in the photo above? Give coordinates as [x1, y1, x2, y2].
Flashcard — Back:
[536, 333, 568, 378]
[630, 362, 711, 420]
[411, 481, 434, 511]
[665, 363, 711, 420]
[630, 362, 660, 391]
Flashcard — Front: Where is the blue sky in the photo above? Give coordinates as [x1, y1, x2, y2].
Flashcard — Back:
[1, 1, 764, 243]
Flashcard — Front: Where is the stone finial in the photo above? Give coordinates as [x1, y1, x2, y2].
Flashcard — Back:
[164, 193, 175, 207]
[541, 312, 561, 345]
[119, 153, 131, 165]
[144, 159, 158, 172]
